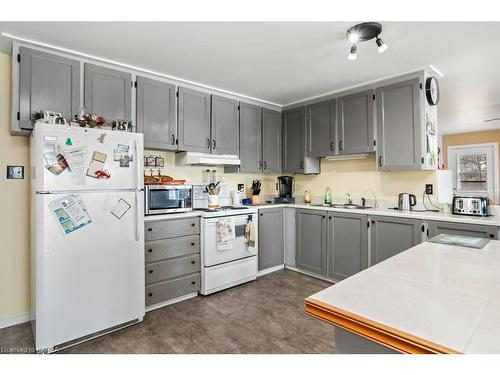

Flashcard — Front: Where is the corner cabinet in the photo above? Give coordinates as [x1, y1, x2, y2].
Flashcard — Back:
[296, 209, 327, 276]
[136, 76, 177, 150]
[17, 47, 81, 131]
[84, 63, 132, 123]
[262, 108, 282, 173]
[177, 87, 211, 152]
[258, 208, 284, 271]
[211, 95, 239, 155]
[327, 212, 368, 281]
[307, 99, 336, 157]
[239, 103, 262, 172]
[370, 216, 422, 266]
[282, 108, 320, 174]
[336, 90, 375, 155]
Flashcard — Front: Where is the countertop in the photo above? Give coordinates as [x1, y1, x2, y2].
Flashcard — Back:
[306, 239, 500, 353]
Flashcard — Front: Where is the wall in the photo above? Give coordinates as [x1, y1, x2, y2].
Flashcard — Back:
[0, 52, 31, 324]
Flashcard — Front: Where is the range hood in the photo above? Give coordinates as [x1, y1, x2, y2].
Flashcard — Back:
[175, 152, 241, 166]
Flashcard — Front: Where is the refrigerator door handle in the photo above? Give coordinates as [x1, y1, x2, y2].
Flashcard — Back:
[135, 190, 140, 242]
[134, 139, 141, 190]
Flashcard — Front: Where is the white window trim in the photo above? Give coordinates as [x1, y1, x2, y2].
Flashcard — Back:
[447, 142, 499, 203]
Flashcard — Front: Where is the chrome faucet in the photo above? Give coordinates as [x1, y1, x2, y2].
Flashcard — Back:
[346, 192, 352, 205]
[364, 189, 379, 208]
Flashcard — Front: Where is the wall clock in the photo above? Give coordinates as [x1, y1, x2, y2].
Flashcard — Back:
[425, 76, 440, 106]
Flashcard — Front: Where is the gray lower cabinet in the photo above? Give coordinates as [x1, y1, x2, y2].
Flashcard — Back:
[327, 212, 368, 281]
[284, 208, 296, 267]
[296, 209, 327, 276]
[282, 108, 320, 174]
[336, 90, 375, 155]
[136, 76, 176, 150]
[84, 63, 132, 123]
[144, 216, 201, 307]
[211, 95, 239, 155]
[370, 216, 422, 266]
[18, 47, 80, 131]
[177, 87, 211, 152]
[262, 109, 282, 173]
[307, 99, 335, 157]
[376, 78, 421, 170]
[239, 103, 262, 172]
[258, 208, 284, 271]
[428, 221, 497, 239]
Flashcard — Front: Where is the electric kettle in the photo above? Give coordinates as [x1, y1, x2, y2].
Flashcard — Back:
[398, 193, 417, 211]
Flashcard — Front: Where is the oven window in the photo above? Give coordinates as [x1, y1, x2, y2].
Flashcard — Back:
[149, 189, 190, 210]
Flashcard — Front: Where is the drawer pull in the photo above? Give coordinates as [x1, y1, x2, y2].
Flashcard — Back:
[148, 269, 153, 274]
[148, 292, 153, 297]
[147, 228, 152, 232]
[191, 223, 196, 227]
[191, 260, 196, 264]
[147, 248, 153, 253]
[490, 234, 495, 238]
[191, 281, 196, 285]
[190, 242, 195, 246]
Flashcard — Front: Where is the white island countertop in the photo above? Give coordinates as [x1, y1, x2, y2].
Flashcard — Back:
[305, 239, 500, 353]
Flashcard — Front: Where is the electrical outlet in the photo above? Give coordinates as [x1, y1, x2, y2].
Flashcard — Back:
[425, 184, 433, 195]
[6, 166, 24, 179]
[237, 183, 244, 191]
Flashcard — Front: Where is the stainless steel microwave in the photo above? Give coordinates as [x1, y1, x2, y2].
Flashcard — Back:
[145, 185, 193, 215]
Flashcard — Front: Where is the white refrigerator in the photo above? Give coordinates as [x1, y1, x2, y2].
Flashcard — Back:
[30, 123, 145, 352]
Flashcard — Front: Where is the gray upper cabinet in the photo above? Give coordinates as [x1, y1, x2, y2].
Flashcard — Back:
[376, 78, 421, 170]
[296, 209, 327, 276]
[307, 100, 335, 157]
[136, 76, 176, 150]
[428, 221, 497, 239]
[262, 108, 282, 173]
[258, 208, 284, 271]
[239, 103, 262, 172]
[18, 47, 80, 130]
[178, 87, 211, 152]
[84, 63, 131, 123]
[336, 90, 374, 155]
[327, 212, 368, 281]
[370, 216, 422, 266]
[211, 95, 239, 155]
[282, 108, 320, 174]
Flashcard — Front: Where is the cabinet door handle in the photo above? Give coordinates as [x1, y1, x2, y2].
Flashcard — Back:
[191, 260, 196, 264]
[371, 220, 375, 224]
[191, 281, 196, 285]
[378, 156, 383, 167]
[329, 216, 332, 220]
[147, 228, 152, 232]
[147, 248, 153, 253]
[191, 242, 195, 246]
[300, 160, 304, 169]
[148, 269, 153, 274]
[259, 161, 262, 169]
[338, 140, 343, 150]
[263, 161, 267, 170]
[330, 142, 334, 151]
[322, 215, 325, 219]
[212, 139, 216, 149]
[191, 223, 196, 227]
[148, 292, 153, 297]
[489, 234, 495, 238]
[207, 138, 211, 149]
[171, 134, 175, 145]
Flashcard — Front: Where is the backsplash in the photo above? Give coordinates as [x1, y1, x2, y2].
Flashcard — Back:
[146, 150, 437, 207]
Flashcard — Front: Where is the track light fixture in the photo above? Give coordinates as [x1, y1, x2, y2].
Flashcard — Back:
[346, 22, 388, 60]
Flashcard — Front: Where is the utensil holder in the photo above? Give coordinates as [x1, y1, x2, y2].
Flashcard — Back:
[208, 194, 220, 209]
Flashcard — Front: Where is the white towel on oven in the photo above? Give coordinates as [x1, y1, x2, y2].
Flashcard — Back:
[216, 217, 235, 250]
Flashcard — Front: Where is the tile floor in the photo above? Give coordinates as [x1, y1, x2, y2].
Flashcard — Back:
[0, 269, 335, 354]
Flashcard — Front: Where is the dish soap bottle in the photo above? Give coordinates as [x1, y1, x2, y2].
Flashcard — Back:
[304, 190, 312, 204]
[324, 187, 332, 206]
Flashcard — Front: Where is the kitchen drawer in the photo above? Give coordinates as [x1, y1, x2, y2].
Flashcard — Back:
[145, 254, 200, 284]
[145, 235, 200, 263]
[145, 217, 200, 241]
[145, 273, 200, 306]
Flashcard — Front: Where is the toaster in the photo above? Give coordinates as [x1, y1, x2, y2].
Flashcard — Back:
[452, 196, 489, 216]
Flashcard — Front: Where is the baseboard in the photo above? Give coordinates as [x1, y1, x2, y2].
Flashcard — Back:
[145, 292, 198, 313]
[285, 265, 335, 283]
[0, 312, 31, 330]
[257, 264, 285, 277]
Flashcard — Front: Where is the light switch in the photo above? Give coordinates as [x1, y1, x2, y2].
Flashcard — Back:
[7, 166, 24, 179]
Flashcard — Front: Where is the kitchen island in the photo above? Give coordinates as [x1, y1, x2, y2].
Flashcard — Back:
[305, 239, 500, 354]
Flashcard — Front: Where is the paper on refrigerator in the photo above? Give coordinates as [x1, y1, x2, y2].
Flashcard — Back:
[49, 195, 92, 236]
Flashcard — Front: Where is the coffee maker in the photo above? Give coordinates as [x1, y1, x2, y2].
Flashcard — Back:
[275, 176, 295, 204]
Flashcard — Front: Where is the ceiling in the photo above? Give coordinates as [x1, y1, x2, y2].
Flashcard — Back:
[1, 21, 500, 135]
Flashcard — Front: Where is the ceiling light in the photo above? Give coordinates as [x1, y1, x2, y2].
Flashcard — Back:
[346, 22, 387, 60]
[348, 44, 357, 60]
[376, 37, 388, 53]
